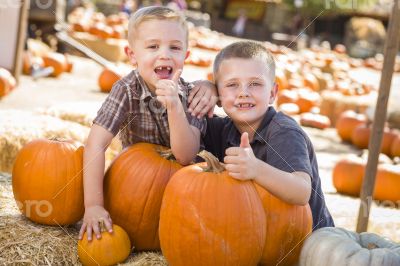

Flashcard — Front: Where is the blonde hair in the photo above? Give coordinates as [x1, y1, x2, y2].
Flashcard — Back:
[213, 41, 276, 84]
[127, 6, 188, 47]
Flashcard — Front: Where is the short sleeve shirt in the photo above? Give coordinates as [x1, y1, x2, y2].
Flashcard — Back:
[94, 70, 206, 148]
[202, 107, 335, 230]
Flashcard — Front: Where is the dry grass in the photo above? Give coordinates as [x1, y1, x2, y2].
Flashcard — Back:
[0, 173, 166, 265]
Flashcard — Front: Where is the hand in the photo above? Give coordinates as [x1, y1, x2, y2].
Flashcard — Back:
[224, 132, 259, 181]
[188, 80, 218, 118]
[155, 69, 182, 110]
[78, 205, 113, 241]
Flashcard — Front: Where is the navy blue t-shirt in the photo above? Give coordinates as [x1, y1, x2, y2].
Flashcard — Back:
[201, 107, 334, 230]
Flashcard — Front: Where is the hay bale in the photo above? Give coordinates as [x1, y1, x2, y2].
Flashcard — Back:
[320, 90, 377, 126]
[36, 101, 103, 127]
[0, 110, 90, 173]
[37, 102, 123, 167]
[1, 172, 167, 265]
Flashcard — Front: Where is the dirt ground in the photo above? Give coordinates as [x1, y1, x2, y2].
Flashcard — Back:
[1, 54, 399, 264]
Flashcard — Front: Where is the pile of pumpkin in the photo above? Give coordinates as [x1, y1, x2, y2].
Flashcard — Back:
[0, 68, 16, 99]
[333, 110, 400, 201]
[68, 8, 128, 40]
[22, 51, 74, 78]
[12, 139, 313, 265]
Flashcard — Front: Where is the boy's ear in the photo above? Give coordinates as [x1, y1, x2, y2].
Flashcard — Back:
[185, 50, 190, 60]
[269, 82, 278, 104]
[125, 46, 137, 66]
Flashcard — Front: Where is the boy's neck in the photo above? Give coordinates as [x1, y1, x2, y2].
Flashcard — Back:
[234, 122, 255, 142]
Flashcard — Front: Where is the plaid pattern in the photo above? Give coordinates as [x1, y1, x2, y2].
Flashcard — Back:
[93, 70, 206, 148]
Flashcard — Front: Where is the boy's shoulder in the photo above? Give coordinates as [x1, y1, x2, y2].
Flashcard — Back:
[111, 69, 140, 98]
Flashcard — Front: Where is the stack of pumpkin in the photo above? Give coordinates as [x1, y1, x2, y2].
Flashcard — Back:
[68, 8, 128, 41]
[333, 109, 400, 201]
[12, 140, 312, 265]
[0, 68, 16, 99]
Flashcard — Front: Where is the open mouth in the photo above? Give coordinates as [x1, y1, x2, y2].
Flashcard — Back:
[235, 103, 255, 108]
[154, 66, 173, 79]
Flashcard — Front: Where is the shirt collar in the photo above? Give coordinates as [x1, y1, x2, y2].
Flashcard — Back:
[226, 106, 276, 146]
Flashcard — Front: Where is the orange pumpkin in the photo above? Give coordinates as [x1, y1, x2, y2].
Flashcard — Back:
[295, 89, 321, 113]
[42, 52, 67, 77]
[391, 135, 400, 157]
[303, 73, 320, 91]
[333, 155, 400, 201]
[12, 138, 84, 225]
[256, 185, 312, 266]
[335, 110, 367, 142]
[277, 89, 298, 106]
[78, 224, 131, 266]
[332, 155, 365, 197]
[300, 113, 331, 129]
[351, 125, 398, 155]
[278, 103, 300, 116]
[275, 69, 288, 90]
[104, 143, 182, 251]
[22, 52, 45, 75]
[0, 67, 16, 97]
[159, 151, 266, 266]
[98, 68, 122, 93]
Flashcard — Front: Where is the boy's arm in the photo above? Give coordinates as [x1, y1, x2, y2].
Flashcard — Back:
[155, 70, 200, 165]
[79, 124, 114, 240]
[224, 132, 311, 205]
[188, 80, 218, 118]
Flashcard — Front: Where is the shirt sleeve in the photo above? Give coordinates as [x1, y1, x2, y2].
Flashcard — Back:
[266, 129, 313, 178]
[93, 82, 130, 136]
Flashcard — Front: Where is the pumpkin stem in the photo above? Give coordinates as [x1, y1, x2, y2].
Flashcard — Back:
[198, 150, 225, 173]
[367, 243, 378, 249]
[158, 148, 176, 161]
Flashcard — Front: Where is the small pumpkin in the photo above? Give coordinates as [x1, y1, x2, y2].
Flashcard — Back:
[332, 154, 365, 196]
[104, 143, 182, 251]
[391, 135, 400, 157]
[295, 89, 321, 113]
[78, 223, 131, 266]
[277, 89, 298, 106]
[159, 151, 266, 266]
[299, 227, 400, 266]
[98, 68, 122, 93]
[278, 103, 300, 116]
[351, 125, 398, 155]
[42, 52, 67, 77]
[335, 110, 367, 142]
[300, 113, 331, 129]
[12, 138, 84, 225]
[0, 67, 16, 97]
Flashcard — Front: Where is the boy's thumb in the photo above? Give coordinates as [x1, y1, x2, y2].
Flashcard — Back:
[172, 69, 182, 83]
[240, 132, 250, 148]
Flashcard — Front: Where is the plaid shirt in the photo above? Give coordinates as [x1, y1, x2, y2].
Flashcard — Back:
[93, 70, 206, 148]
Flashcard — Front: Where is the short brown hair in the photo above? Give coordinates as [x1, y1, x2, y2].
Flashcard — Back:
[213, 41, 275, 83]
[127, 6, 188, 47]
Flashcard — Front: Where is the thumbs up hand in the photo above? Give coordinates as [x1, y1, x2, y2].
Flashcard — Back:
[224, 132, 259, 181]
[155, 69, 182, 110]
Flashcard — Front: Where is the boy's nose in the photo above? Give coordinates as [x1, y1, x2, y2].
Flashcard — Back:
[238, 86, 250, 98]
[159, 48, 171, 59]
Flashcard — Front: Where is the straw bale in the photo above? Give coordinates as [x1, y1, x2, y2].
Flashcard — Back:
[320, 90, 377, 126]
[0, 110, 89, 173]
[36, 101, 103, 127]
[37, 101, 123, 167]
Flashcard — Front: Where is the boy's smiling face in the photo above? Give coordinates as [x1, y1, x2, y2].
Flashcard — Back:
[217, 58, 277, 132]
[126, 19, 189, 92]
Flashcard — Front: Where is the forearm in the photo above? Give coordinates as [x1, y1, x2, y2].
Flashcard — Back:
[168, 105, 200, 165]
[83, 143, 106, 208]
[254, 159, 311, 205]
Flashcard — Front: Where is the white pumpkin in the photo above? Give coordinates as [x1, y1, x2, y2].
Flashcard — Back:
[299, 227, 400, 266]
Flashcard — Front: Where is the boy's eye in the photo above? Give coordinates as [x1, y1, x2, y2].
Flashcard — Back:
[171, 46, 182, 50]
[226, 83, 237, 88]
[249, 82, 262, 87]
[147, 44, 158, 49]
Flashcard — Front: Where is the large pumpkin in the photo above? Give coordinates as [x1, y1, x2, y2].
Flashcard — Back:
[104, 143, 182, 251]
[159, 151, 266, 266]
[12, 138, 84, 225]
[335, 110, 367, 142]
[256, 185, 312, 266]
[299, 227, 400, 266]
[78, 223, 131, 266]
[351, 125, 398, 155]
